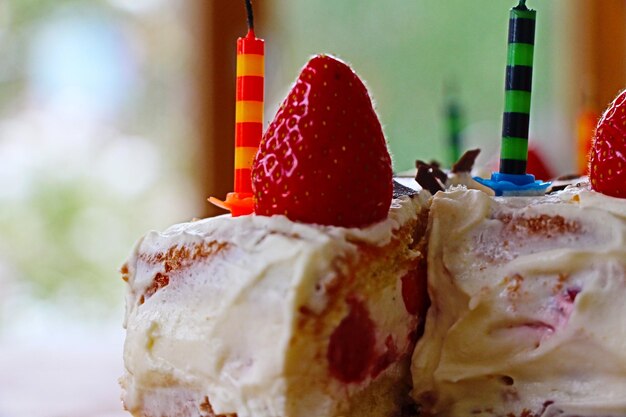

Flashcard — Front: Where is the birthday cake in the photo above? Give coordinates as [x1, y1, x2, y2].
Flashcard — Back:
[121, 55, 431, 417]
[406, 84, 626, 416]
[121, 3, 626, 414]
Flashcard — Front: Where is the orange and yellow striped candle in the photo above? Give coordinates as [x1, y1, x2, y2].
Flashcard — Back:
[208, 1, 263, 216]
[234, 29, 264, 195]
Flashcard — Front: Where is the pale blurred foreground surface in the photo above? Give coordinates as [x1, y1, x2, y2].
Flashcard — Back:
[0, 298, 127, 417]
[0, 1, 195, 416]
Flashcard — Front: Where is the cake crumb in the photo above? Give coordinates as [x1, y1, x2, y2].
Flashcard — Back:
[499, 214, 582, 237]
[199, 396, 237, 417]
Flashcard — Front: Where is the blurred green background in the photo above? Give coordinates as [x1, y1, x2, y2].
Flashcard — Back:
[269, 0, 558, 172]
[0, 0, 197, 317]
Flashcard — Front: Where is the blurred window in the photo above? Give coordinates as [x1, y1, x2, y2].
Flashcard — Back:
[0, 1, 198, 318]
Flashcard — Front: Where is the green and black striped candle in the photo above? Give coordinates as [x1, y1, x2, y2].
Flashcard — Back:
[500, 0, 536, 175]
[445, 85, 463, 165]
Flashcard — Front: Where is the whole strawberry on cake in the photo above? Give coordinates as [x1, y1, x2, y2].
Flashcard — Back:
[121, 55, 430, 417]
[252, 55, 393, 227]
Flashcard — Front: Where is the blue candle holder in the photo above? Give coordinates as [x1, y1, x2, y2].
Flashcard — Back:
[474, 172, 550, 196]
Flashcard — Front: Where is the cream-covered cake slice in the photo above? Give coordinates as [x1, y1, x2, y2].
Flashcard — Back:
[412, 186, 626, 417]
[121, 193, 429, 417]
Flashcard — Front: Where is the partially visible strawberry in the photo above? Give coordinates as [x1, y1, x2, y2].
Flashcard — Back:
[589, 90, 626, 198]
[252, 55, 393, 227]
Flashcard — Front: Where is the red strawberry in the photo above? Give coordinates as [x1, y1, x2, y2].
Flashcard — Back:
[589, 90, 626, 198]
[252, 55, 393, 227]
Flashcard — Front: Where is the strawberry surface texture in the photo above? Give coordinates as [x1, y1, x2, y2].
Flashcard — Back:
[252, 55, 393, 227]
[589, 89, 626, 198]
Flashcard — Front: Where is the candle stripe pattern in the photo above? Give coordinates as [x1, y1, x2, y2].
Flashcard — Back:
[237, 54, 264, 77]
[447, 99, 462, 165]
[500, 4, 536, 175]
[235, 101, 264, 123]
[234, 31, 264, 194]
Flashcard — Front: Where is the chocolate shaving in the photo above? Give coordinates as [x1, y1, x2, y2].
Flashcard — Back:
[451, 149, 481, 173]
[416, 160, 448, 184]
[415, 161, 445, 195]
[393, 180, 418, 198]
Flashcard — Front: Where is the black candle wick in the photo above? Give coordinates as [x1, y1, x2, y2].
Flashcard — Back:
[515, 0, 528, 10]
[245, 0, 254, 30]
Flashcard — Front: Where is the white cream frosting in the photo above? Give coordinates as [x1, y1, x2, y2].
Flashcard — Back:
[412, 186, 626, 417]
[446, 172, 496, 196]
[122, 195, 427, 417]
